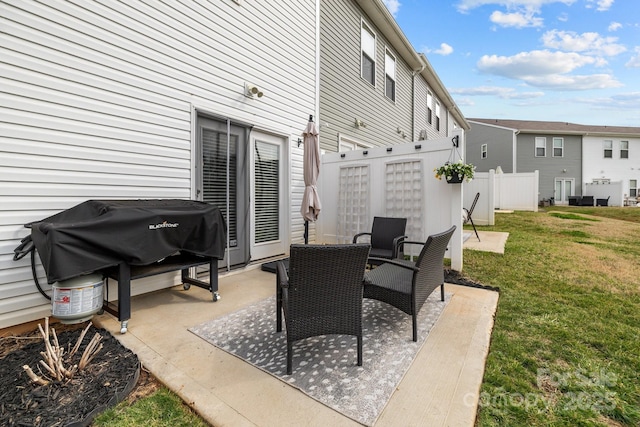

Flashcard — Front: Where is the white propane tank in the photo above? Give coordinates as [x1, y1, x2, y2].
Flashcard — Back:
[52, 273, 104, 324]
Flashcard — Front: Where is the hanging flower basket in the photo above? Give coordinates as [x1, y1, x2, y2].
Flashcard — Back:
[434, 137, 475, 183]
[434, 160, 475, 183]
[446, 173, 465, 184]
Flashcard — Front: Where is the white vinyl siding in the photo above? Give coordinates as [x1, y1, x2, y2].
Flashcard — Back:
[0, 0, 317, 328]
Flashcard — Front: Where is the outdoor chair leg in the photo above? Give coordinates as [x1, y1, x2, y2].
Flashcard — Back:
[287, 342, 293, 375]
[412, 314, 418, 342]
[276, 288, 282, 332]
[469, 216, 480, 241]
[357, 336, 362, 366]
[440, 284, 444, 301]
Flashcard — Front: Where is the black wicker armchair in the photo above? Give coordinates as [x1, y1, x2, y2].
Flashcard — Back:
[353, 216, 407, 266]
[363, 226, 456, 342]
[276, 243, 370, 374]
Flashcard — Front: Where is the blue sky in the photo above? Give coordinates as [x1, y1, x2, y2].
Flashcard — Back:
[382, 0, 640, 126]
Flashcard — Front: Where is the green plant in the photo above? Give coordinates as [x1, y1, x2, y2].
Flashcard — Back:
[434, 160, 475, 182]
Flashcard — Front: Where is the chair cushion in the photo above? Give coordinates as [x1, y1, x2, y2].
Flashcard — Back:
[364, 262, 413, 295]
[369, 247, 393, 259]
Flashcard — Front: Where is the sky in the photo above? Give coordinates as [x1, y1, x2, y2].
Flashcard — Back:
[382, 0, 640, 127]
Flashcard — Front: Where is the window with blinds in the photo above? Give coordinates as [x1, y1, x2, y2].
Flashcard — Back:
[202, 128, 238, 247]
[254, 140, 280, 243]
[337, 165, 370, 243]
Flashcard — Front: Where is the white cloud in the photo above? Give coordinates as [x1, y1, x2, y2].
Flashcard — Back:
[451, 86, 544, 99]
[541, 30, 626, 56]
[626, 47, 640, 68]
[456, 0, 576, 14]
[523, 73, 622, 90]
[434, 43, 454, 55]
[382, 0, 401, 16]
[586, 0, 614, 11]
[490, 10, 543, 27]
[476, 50, 622, 90]
[608, 22, 622, 31]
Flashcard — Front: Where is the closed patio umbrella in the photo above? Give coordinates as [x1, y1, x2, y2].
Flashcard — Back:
[301, 115, 321, 244]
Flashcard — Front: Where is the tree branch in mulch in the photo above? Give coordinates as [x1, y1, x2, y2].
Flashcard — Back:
[21, 317, 104, 387]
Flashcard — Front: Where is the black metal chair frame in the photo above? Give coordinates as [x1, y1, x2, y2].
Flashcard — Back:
[363, 226, 456, 342]
[276, 243, 371, 374]
[353, 216, 407, 266]
[464, 192, 480, 242]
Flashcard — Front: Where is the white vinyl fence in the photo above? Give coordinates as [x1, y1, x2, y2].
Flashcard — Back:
[584, 181, 624, 206]
[464, 170, 539, 226]
[317, 132, 465, 271]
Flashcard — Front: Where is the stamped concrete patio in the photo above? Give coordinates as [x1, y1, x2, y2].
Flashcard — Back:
[93, 233, 503, 426]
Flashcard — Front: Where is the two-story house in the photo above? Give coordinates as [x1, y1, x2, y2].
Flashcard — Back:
[0, 0, 469, 329]
[466, 118, 640, 205]
[319, 0, 469, 153]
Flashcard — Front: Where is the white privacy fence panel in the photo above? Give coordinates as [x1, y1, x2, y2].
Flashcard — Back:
[495, 171, 539, 211]
[463, 171, 495, 226]
[385, 160, 423, 243]
[584, 181, 623, 206]
[337, 165, 370, 242]
[318, 131, 465, 271]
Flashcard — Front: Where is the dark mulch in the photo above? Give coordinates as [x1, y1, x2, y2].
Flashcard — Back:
[0, 323, 140, 427]
[444, 268, 500, 292]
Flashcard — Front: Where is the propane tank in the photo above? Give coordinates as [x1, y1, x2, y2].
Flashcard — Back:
[51, 273, 104, 324]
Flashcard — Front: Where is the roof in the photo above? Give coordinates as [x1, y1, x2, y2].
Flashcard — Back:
[468, 118, 640, 137]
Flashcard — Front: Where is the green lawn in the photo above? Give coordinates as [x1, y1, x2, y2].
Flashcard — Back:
[94, 206, 640, 426]
[468, 207, 640, 426]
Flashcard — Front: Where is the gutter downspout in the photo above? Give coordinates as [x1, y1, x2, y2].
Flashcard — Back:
[412, 63, 426, 141]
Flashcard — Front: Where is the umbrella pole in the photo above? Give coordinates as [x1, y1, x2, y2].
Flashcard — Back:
[304, 220, 309, 244]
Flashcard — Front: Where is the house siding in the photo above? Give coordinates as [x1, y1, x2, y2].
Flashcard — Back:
[517, 133, 582, 200]
[582, 135, 640, 197]
[0, 0, 317, 328]
[466, 122, 515, 173]
[319, 0, 413, 152]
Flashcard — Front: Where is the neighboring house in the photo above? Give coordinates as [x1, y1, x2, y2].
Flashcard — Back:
[319, 0, 468, 153]
[466, 119, 640, 204]
[0, 0, 318, 328]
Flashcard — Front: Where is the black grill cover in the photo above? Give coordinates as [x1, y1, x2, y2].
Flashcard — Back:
[29, 199, 226, 283]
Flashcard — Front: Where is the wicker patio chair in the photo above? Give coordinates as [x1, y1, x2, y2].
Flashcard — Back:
[353, 216, 407, 266]
[276, 243, 370, 375]
[363, 226, 456, 342]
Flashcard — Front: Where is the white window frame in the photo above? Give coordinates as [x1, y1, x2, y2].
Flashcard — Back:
[535, 137, 546, 157]
[481, 144, 488, 159]
[621, 140, 629, 159]
[427, 91, 433, 125]
[603, 140, 613, 158]
[338, 133, 371, 152]
[435, 101, 441, 131]
[384, 49, 396, 102]
[552, 137, 564, 157]
[360, 21, 376, 87]
[630, 179, 638, 197]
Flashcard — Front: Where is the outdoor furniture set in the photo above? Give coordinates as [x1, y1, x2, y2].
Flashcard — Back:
[275, 217, 456, 374]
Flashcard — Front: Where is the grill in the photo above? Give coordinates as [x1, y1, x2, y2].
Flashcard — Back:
[18, 199, 226, 332]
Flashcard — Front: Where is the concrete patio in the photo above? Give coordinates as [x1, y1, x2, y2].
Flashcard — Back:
[93, 234, 501, 427]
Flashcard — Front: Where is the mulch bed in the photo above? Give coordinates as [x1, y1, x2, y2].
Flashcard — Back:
[444, 268, 500, 292]
[0, 322, 140, 427]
